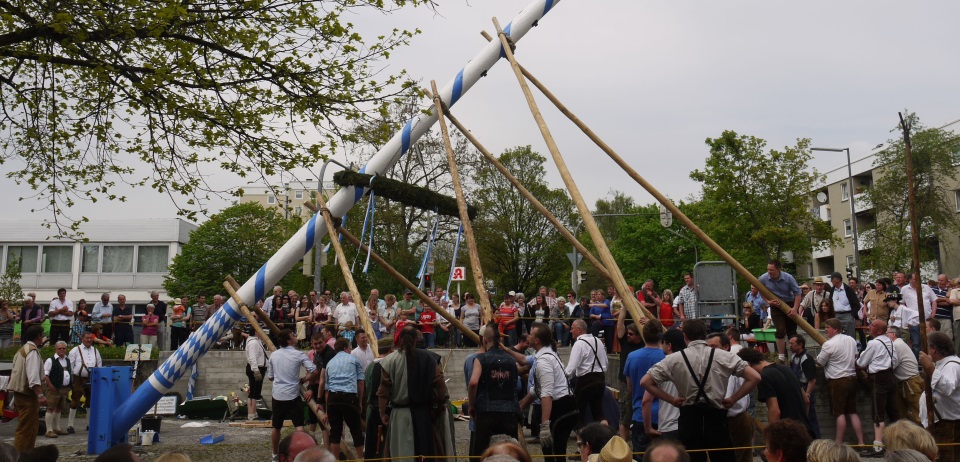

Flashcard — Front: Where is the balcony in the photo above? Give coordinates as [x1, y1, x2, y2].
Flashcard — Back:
[812, 241, 833, 259]
[853, 192, 872, 213]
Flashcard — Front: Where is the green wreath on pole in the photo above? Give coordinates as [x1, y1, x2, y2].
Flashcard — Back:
[333, 171, 478, 220]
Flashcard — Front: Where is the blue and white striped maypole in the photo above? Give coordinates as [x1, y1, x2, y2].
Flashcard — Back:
[110, 0, 565, 442]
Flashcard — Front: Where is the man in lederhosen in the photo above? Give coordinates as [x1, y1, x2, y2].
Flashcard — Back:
[565, 318, 608, 425]
[641, 319, 760, 462]
[67, 331, 101, 434]
[856, 319, 899, 457]
[43, 341, 72, 438]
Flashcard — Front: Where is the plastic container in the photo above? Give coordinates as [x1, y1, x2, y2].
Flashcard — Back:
[141, 431, 155, 446]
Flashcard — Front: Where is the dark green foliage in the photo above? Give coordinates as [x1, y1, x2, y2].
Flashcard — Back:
[333, 171, 478, 220]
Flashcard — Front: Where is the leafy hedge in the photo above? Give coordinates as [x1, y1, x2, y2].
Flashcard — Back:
[0, 345, 159, 361]
[333, 171, 478, 219]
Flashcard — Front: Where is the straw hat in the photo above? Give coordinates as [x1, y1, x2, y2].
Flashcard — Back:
[587, 436, 632, 462]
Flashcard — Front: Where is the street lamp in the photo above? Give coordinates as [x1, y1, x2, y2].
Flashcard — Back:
[811, 147, 860, 280]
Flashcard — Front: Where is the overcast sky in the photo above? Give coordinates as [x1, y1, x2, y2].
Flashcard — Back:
[4, 0, 959, 226]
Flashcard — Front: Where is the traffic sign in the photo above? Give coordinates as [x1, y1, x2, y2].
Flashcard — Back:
[566, 252, 583, 267]
[451, 266, 467, 281]
[659, 204, 673, 228]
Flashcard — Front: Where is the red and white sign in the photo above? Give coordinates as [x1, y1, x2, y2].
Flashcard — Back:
[451, 267, 467, 281]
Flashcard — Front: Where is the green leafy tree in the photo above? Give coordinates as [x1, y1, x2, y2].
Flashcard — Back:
[472, 146, 575, 296]
[690, 131, 837, 274]
[0, 0, 431, 235]
[862, 113, 960, 275]
[0, 256, 23, 306]
[164, 202, 310, 299]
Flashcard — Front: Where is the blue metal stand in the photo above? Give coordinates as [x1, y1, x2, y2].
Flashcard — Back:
[88, 367, 132, 455]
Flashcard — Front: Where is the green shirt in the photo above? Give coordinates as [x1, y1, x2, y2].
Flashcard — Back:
[397, 299, 416, 318]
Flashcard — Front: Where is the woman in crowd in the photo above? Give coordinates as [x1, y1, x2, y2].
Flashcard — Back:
[815, 298, 836, 329]
[140, 304, 160, 348]
[660, 289, 675, 328]
[460, 293, 481, 348]
[865, 278, 892, 322]
[531, 294, 548, 325]
[0, 299, 15, 348]
[515, 293, 529, 335]
[313, 296, 330, 334]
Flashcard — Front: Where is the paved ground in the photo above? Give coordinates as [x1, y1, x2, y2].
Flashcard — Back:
[0, 414, 576, 461]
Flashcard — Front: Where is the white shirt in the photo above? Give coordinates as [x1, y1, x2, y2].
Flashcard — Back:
[890, 304, 919, 328]
[931, 355, 960, 421]
[891, 337, 919, 381]
[725, 374, 750, 417]
[566, 302, 576, 316]
[856, 336, 895, 374]
[832, 286, 852, 313]
[23, 342, 43, 388]
[43, 355, 71, 387]
[900, 283, 937, 319]
[68, 344, 102, 377]
[533, 348, 570, 399]
[351, 345, 374, 372]
[245, 337, 267, 370]
[658, 381, 680, 433]
[817, 334, 858, 379]
[565, 333, 608, 378]
[48, 298, 74, 321]
[263, 295, 277, 316]
[334, 303, 358, 327]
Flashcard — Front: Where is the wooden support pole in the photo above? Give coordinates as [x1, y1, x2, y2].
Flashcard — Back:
[336, 225, 482, 346]
[309, 196, 380, 358]
[223, 277, 328, 430]
[222, 280, 277, 352]
[493, 18, 656, 330]
[422, 88, 611, 282]
[430, 80, 496, 325]
[490, 29, 826, 345]
[226, 275, 282, 336]
[900, 112, 936, 428]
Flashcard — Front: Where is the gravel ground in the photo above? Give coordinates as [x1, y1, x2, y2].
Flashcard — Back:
[0, 414, 579, 461]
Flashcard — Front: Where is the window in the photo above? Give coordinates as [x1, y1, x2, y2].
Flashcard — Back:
[41, 246, 72, 273]
[102, 245, 134, 273]
[843, 219, 852, 237]
[267, 195, 276, 204]
[846, 255, 855, 269]
[81, 245, 100, 272]
[955, 190, 960, 213]
[295, 190, 303, 199]
[137, 246, 169, 272]
[7, 246, 38, 273]
[294, 206, 302, 217]
[841, 182, 849, 201]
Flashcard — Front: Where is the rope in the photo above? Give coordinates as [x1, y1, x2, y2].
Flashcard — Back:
[327, 441, 960, 462]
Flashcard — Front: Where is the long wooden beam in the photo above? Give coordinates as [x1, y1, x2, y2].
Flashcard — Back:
[430, 80, 496, 324]
[496, 33, 827, 345]
[336, 225, 482, 346]
[493, 18, 658, 332]
[310, 195, 380, 358]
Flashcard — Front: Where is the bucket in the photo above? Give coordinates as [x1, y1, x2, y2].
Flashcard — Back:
[141, 430, 155, 446]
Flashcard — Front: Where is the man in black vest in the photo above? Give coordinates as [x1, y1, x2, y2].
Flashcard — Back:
[43, 341, 71, 438]
[468, 322, 521, 456]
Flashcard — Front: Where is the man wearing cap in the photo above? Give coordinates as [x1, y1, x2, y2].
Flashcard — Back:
[801, 277, 828, 326]
[397, 290, 417, 322]
[757, 259, 802, 362]
[825, 271, 861, 339]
